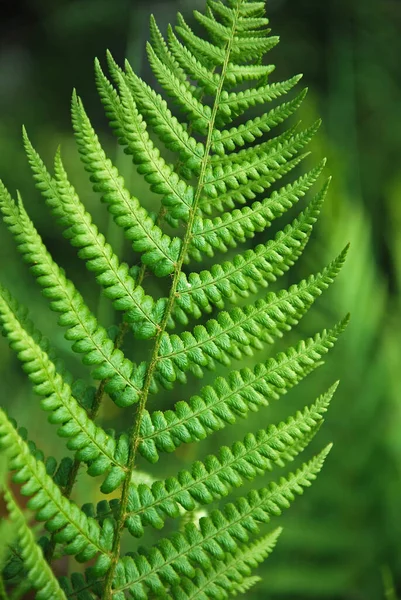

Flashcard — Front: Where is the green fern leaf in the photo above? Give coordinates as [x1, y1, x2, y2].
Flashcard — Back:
[175, 13, 227, 67]
[212, 121, 316, 168]
[0, 286, 128, 491]
[194, 10, 234, 44]
[3, 487, 67, 600]
[24, 131, 163, 339]
[216, 75, 300, 126]
[228, 34, 280, 60]
[139, 320, 348, 463]
[118, 73, 195, 220]
[147, 42, 211, 135]
[96, 64, 196, 221]
[125, 385, 335, 537]
[237, 2, 267, 18]
[173, 187, 325, 325]
[231, 576, 262, 596]
[206, 0, 235, 23]
[225, 62, 276, 86]
[0, 182, 145, 407]
[113, 446, 331, 598]
[121, 57, 205, 173]
[149, 14, 188, 83]
[199, 152, 307, 217]
[211, 88, 307, 154]
[0, 1, 349, 597]
[0, 409, 113, 568]
[170, 528, 281, 599]
[208, 0, 265, 25]
[200, 122, 320, 209]
[71, 91, 181, 276]
[156, 249, 347, 386]
[190, 163, 325, 260]
[167, 26, 221, 95]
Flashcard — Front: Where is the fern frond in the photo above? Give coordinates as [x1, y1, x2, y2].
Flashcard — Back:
[63, 530, 277, 600]
[190, 163, 325, 260]
[167, 26, 221, 95]
[212, 121, 314, 168]
[204, 4, 224, 47]
[225, 63, 276, 86]
[216, 75, 300, 126]
[211, 88, 307, 154]
[100, 66, 196, 221]
[149, 14, 188, 83]
[121, 57, 205, 173]
[124, 385, 335, 537]
[120, 75, 194, 219]
[231, 576, 261, 596]
[202, 121, 320, 203]
[208, 1, 266, 24]
[113, 446, 331, 598]
[206, 0, 235, 24]
[3, 487, 67, 600]
[0, 409, 113, 567]
[156, 248, 347, 386]
[173, 188, 325, 325]
[199, 153, 307, 218]
[0, 286, 128, 492]
[170, 528, 281, 599]
[175, 13, 227, 67]
[208, 4, 270, 34]
[24, 131, 163, 340]
[55, 149, 163, 340]
[194, 10, 234, 45]
[71, 90, 181, 276]
[237, 2, 267, 18]
[146, 42, 211, 135]
[229, 36, 279, 61]
[139, 320, 347, 463]
[198, 124, 320, 220]
[236, 15, 271, 32]
[0, 182, 145, 407]
[0, 0, 349, 596]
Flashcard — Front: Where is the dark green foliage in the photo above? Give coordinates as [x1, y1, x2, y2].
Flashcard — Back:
[0, 1, 348, 598]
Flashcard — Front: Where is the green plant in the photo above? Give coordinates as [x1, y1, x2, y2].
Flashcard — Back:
[0, 0, 348, 598]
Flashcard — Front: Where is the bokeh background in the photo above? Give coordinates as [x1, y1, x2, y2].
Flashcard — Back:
[0, 0, 400, 598]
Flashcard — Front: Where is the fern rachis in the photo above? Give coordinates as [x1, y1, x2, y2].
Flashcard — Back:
[0, 1, 348, 598]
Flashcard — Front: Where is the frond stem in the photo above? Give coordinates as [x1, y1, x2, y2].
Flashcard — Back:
[102, 3, 243, 596]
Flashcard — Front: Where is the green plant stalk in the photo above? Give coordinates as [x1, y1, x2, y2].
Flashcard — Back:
[102, 3, 243, 597]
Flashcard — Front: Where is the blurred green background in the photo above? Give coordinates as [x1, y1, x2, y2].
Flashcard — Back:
[0, 0, 400, 598]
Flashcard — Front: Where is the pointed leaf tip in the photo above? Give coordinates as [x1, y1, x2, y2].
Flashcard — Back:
[326, 380, 340, 398]
[324, 442, 333, 454]
[341, 313, 351, 328]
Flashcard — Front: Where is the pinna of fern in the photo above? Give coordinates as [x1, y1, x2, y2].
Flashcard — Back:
[0, 0, 349, 598]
